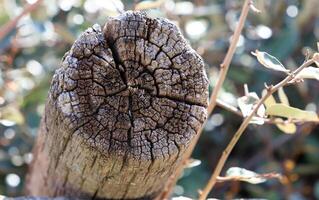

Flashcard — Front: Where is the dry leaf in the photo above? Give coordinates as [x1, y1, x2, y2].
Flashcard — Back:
[252, 50, 290, 73]
[295, 67, 319, 80]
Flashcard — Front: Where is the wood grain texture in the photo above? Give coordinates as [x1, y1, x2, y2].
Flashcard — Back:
[3, 197, 73, 200]
[25, 11, 208, 200]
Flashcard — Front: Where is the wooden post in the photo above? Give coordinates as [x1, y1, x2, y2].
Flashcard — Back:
[25, 11, 209, 199]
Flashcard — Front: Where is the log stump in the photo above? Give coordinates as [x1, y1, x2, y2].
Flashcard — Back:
[26, 11, 209, 200]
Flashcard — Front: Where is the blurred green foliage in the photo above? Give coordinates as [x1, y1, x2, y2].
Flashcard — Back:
[0, 0, 318, 199]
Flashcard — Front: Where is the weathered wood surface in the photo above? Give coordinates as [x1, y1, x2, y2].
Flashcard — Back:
[3, 197, 73, 200]
[25, 11, 208, 199]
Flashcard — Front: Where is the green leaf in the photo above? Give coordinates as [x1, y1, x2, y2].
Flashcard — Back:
[225, 167, 267, 184]
[266, 103, 319, 121]
[262, 92, 296, 134]
[278, 87, 289, 105]
[252, 50, 290, 73]
[295, 67, 319, 80]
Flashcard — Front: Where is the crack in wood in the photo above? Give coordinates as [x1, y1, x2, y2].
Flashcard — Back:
[26, 11, 208, 200]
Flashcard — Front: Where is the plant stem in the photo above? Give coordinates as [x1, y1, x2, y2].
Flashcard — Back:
[216, 99, 243, 116]
[207, 0, 252, 114]
[198, 58, 314, 200]
[156, 0, 253, 199]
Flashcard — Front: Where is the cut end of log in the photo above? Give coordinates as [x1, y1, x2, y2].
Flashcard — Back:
[26, 11, 208, 199]
[52, 11, 208, 159]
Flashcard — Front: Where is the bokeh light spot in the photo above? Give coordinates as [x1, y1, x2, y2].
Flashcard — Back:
[4, 128, 16, 139]
[5, 174, 21, 187]
[185, 19, 209, 40]
[73, 14, 84, 25]
[256, 25, 272, 39]
[26, 60, 43, 76]
[286, 5, 298, 18]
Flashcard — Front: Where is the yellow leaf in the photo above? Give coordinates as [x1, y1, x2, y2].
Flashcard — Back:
[262, 89, 276, 109]
[276, 123, 297, 134]
[135, 0, 166, 10]
[266, 103, 319, 121]
[278, 87, 289, 105]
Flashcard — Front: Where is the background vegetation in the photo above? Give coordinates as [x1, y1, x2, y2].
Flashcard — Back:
[0, 0, 318, 199]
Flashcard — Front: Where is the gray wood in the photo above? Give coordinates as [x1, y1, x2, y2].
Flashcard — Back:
[25, 11, 208, 200]
[4, 197, 73, 200]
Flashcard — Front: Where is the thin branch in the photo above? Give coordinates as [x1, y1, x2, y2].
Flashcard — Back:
[207, 0, 252, 114]
[198, 58, 315, 200]
[216, 99, 243, 117]
[156, 0, 253, 199]
[0, 0, 43, 42]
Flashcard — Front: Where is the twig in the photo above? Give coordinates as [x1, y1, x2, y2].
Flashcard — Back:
[207, 0, 252, 115]
[0, 0, 43, 42]
[198, 58, 315, 200]
[156, 1, 253, 199]
[216, 99, 243, 117]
